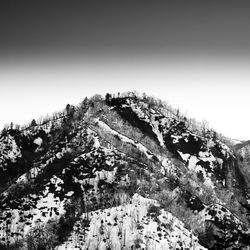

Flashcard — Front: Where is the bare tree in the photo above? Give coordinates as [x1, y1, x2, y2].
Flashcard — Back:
[200, 119, 209, 138]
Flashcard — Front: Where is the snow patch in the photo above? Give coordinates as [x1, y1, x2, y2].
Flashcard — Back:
[178, 151, 190, 162]
[34, 137, 43, 147]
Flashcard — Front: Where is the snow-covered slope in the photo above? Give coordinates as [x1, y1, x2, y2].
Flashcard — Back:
[58, 194, 205, 250]
[0, 93, 249, 250]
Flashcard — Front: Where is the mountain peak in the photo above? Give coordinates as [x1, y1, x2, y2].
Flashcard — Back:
[0, 92, 249, 249]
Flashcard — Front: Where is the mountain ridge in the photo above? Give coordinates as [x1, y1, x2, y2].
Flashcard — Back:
[0, 92, 249, 250]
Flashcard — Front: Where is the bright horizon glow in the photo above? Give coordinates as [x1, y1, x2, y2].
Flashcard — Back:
[0, 54, 250, 141]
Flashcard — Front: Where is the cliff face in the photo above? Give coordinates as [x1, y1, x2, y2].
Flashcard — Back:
[0, 93, 249, 250]
[235, 141, 250, 200]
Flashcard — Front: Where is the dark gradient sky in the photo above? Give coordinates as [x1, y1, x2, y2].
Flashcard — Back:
[1, 1, 250, 59]
[1, 1, 250, 140]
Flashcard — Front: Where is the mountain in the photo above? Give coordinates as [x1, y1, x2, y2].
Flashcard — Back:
[0, 92, 250, 250]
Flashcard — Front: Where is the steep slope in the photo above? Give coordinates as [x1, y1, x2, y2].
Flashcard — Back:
[235, 140, 250, 203]
[0, 93, 249, 250]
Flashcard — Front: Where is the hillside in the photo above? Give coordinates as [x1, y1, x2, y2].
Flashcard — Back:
[0, 92, 250, 250]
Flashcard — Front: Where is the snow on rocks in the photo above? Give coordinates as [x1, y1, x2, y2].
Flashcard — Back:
[178, 152, 215, 188]
[128, 100, 170, 147]
[178, 151, 190, 162]
[33, 137, 43, 147]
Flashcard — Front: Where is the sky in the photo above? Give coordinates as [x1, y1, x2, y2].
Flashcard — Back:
[1, 1, 250, 140]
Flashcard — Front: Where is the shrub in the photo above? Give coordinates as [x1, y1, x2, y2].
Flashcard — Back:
[147, 204, 161, 222]
[134, 237, 143, 249]
[25, 220, 58, 250]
